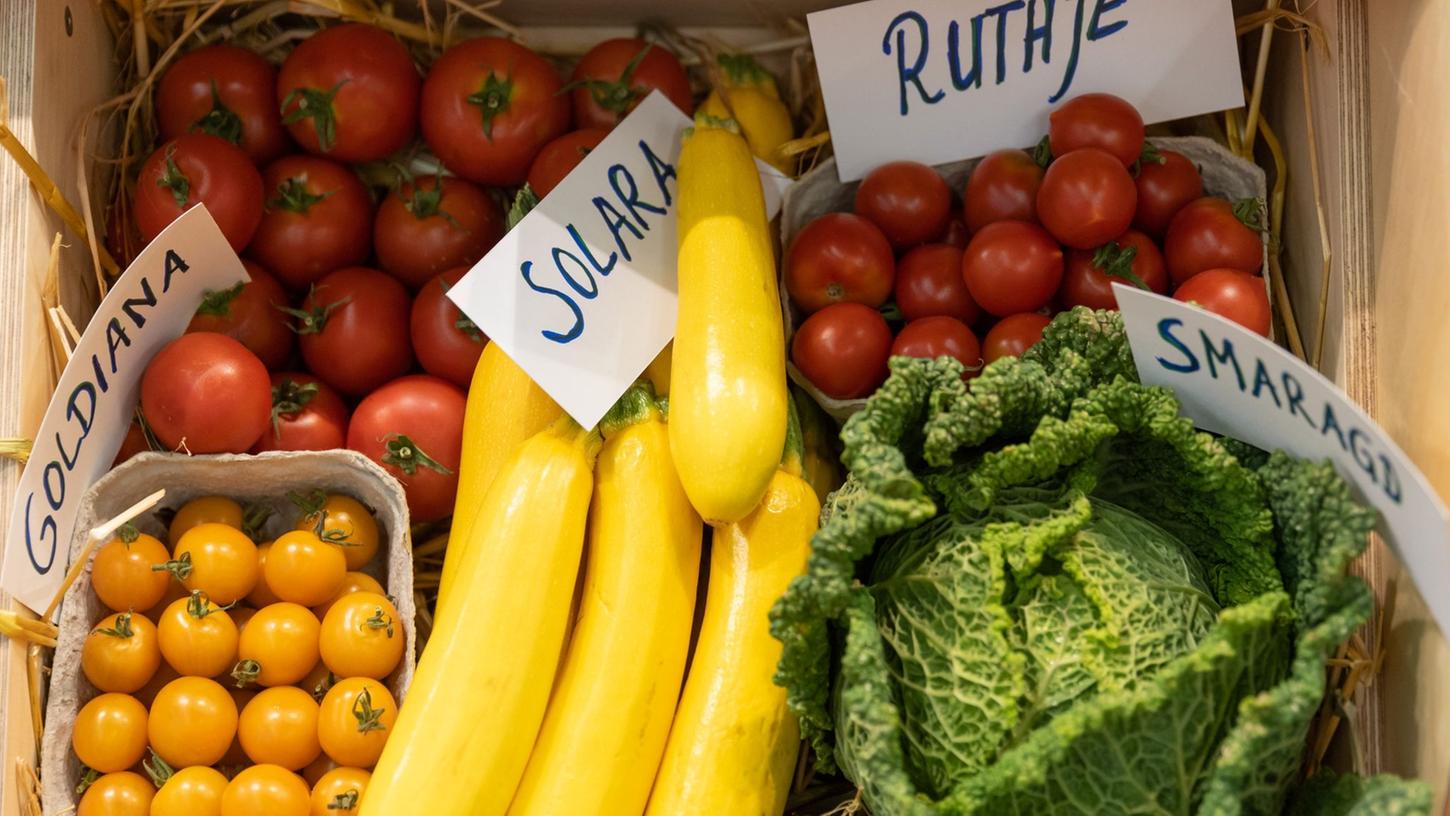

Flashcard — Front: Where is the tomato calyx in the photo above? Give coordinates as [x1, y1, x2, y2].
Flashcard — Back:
[401, 176, 462, 228]
[311, 669, 336, 702]
[331, 789, 362, 810]
[280, 293, 352, 335]
[565, 42, 655, 118]
[94, 611, 135, 639]
[271, 378, 319, 436]
[437, 278, 485, 343]
[281, 81, 347, 152]
[466, 70, 514, 139]
[195, 281, 245, 318]
[508, 185, 540, 229]
[1032, 135, 1053, 168]
[193, 80, 244, 146]
[1091, 242, 1150, 290]
[153, 550, 194, 580]
[75, 766, 99, 796]
[267, 175, 334, 214]
[289, 489, 354, 545]
[242, 502, 272, 540]
[231, 658, 261, 688]
[185, 589, 226, 619]
[142, 749, 176, 788]
[157, 144, 192, 209]
[363, 605, 396, 638]
[1140, 142, 1166, 166]
[1233, 197, 1266, 231]
[382, 434, 454, 476]
[351, 687, 388, 734]
[117, 522, 140, 545]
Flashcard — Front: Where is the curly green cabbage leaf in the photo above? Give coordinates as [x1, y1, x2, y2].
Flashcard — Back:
[771, 308, 1430, 815]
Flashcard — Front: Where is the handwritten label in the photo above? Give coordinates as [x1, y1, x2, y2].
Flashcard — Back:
[1117, 285, 1450, 636]
[808, 0, 1244, 181]
[2, 207, 249, 616]
[447, 91, 790, 429]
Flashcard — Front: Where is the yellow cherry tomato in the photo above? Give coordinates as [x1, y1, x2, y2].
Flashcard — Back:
[311, 572, 386, 622]
[265, 530, 347, 607]
[293, 493, 378, 570]
[143, 578, 190, 621]
[152, 764, 227, 816]
[91, 526, 171, 613]
[231, 606, 258, 638]
[317, 677, 395, 767]
[221, 764, 309, 816]
[248, 541, 285, 607]
[169, 523, 258, 606]
[157, 591, 239, 677]
[301, 660, 336, 702]
[148, 676, 237, 768]
[73, 693, 148, 772]
[301, 754, 339, 787]
[234, 603, 320, 687]
[81, 612, 160, 694]
[309, 767, 369, 816]
[239, 685, 322, 770]
[77, 771, 154, 816]
[224, 686, 257, 766]
[319, 592, 403, 680]
[169, 496, 243, 547]
[135, 661, 180, 709]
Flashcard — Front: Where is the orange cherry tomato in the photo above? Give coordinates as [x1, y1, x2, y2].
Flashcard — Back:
[317, 677, 395, 767]
[301, 660, 336, 701]
[81, 612, 161, 694]
[77, 771, 154, 816]
[224, 686, 258, 766]
[248, 541, 285, 607]
[72, 693, 148, 772]
[311, 571, 385, 622]
[169, 523, 259, 605]
[91, 526, 171, 613]
[265, 530, 347, 607]
[309, 767, 369, 815]
[319, 592, 403, 680]
[168, 496, 243, 547]
[148, 676, 237, 767]
[231, 606, 259, 637]
[301, 753, 339, 787]
[221, 764, 310, 816]
[134, 661, 180, 709]
[143, 578, 190, 621]
[234, 603, 320, 687]
[292, 493, 379, 570]
[239, 686, 322, 770]
[158, 591, 239, 677]
[152, 764, 227, 816]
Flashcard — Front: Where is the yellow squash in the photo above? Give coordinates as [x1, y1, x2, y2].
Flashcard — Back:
[701, 54, 795, 175]
[670, 114, 788, 525]
[795, 385, 845, 505]
[643, 341, 672, 396]
[646, 402, 818, 816]
[437, 342, 562, 609]
[360, 416, 599, 816]
[508, 383, 702, 816]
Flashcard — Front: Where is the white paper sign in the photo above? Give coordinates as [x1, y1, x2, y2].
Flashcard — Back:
[1116, 285, 1450, 636]
[808, 0, 1245, 181]
[448, 91, 791, 429]
[3, 206, 249, 616]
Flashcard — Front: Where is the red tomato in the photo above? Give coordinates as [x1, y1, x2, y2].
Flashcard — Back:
[1037, 148, 1137, 250]
[288, 267, 413, 397]
[891, 317, 982, 378]
[961, 221, 1063, 317]
[249, 156, 373, 290]
[894, 244, 979, 323]
[938, 210, 970, 249]
[411, 268, 486, 390]
[374, 176, 504, 290]
[1173, 269, 1271, 336]
[964, 149, 1044, 232]
[790, 303, 892, 400]
[570, 39, 692, 129]
[347, 375, 466, 522]
[1163, 197, 1265, 285]
[421, 37, 571, 186]
[983, 313, 1052, 364]
[1048, 93, 1145, 168]
[252, 372, 349, 453]
[134, 134, 263, 252]
[854, 161, 951, 250]
[527, 129, 609, 198]
[1060, 230, 1167, 311]
[276, 23, 419, 163]
[1133, 149, 1203, 237]
[785, 213, 895, 313]
[156, 45, 289, 165]
[141, 333, 271, 453]
[186, 260, 294, 368]
[113, 420, 150, 466]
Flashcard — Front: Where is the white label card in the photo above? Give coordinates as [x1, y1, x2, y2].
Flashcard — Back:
[808, 0, 1245, 181]
[1116, 285, 1450, 637]
[447, 91, 791, 429]
[3, 206, 249, 617]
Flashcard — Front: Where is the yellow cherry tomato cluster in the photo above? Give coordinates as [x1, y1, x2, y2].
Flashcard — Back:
[74, 493, 401, 816]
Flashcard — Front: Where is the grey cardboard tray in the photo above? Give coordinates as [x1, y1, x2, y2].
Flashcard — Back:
[40, 450, 416, 813]
[781, 136, 1271, 423]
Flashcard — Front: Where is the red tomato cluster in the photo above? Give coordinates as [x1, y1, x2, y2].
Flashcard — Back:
[785, 94, 1268, 401]
[125, 29, 696, 522]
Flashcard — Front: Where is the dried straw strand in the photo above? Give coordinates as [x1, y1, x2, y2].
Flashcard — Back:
[0, 439, 32, 465]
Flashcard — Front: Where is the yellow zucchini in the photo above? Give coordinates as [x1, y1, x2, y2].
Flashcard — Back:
[508, 383, 702, 816]
[437, 343, 562, 609]
[643, 342, 672, 397]
[701, 54, 796, 175]
[359, 416, 599, 816]
[645, 401, 818, 816]
[794, 386, 844, 505]
[670, 114, 788, 525]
